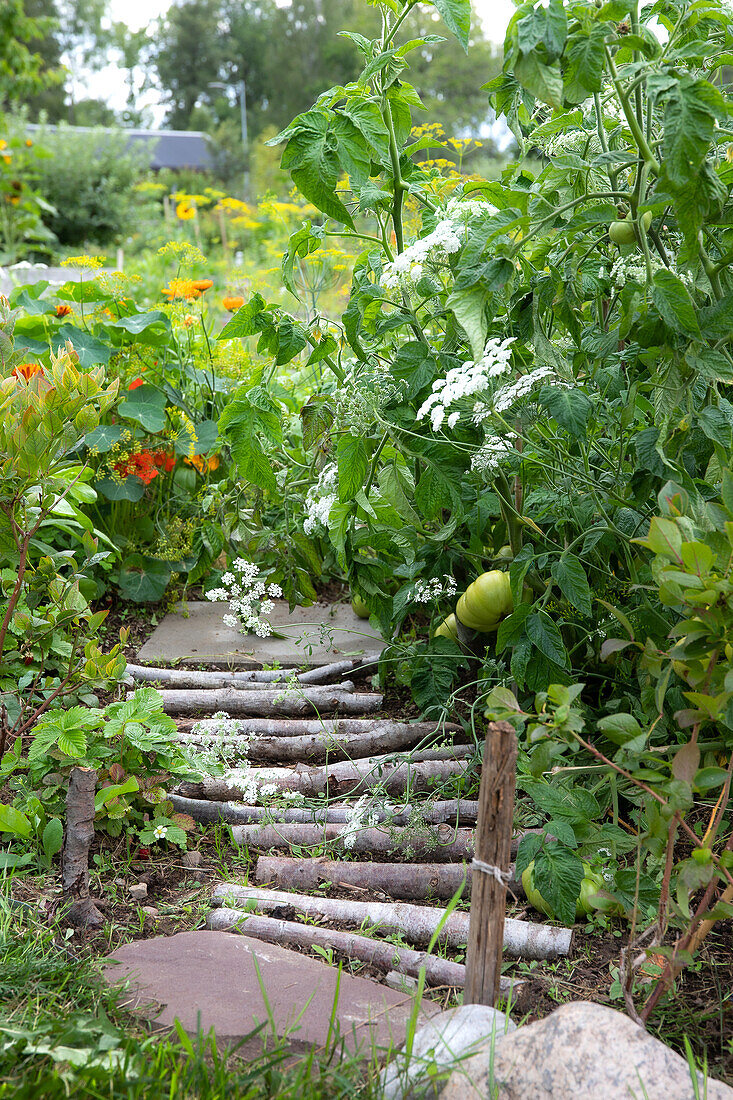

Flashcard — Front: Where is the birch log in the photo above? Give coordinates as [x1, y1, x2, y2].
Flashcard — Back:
[177, 727, 471, 765]
[232, 822, 476, 861]
[177, 755, 472, 801]
[179, 718, 460, 738]
[149, 686, 383, 716]
[210, 884, 572, 959]
[255, 856, 524, 900]
[126, 656, 380, 688]
[205, 910, 520, 995]
[168, 793, 480, 827]
[177, 721, 465, 765]
[62, 767, 104, 928]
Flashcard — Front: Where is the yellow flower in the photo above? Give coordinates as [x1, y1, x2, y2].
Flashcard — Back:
[157, 241, 207, 267]
[162, 278, 201, 302]
[176, 199, 197, 220]
[182, 314, 196, 328]
[61, 254, 106, 270]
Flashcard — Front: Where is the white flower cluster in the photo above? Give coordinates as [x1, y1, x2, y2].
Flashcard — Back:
[335, 362, 404, 433]
[304, 463, 338, 535]
[471, 438, 517, 479]
[544, 130, 601, 159]
[381, 196, 495, 292]
[492, 365, 569, 415]
[206, 559, 282, 637]
[605, 255, 694, 291]
[342, 795, 380, 850]
[417, 337, 515, 431]
[412, 575, 458, 604]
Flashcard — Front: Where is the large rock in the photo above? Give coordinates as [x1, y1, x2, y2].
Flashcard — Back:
[103, 930, 436, 1058]
[438, 1001, 733, 1100]
[380, 1004, 516, 1099]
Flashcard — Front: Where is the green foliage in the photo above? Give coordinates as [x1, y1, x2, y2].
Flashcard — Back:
[30, 124, 146, 247]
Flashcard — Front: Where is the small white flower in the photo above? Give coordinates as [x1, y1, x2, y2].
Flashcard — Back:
[153, 825, 167, 840]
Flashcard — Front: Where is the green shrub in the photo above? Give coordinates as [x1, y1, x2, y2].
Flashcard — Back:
[31, 124, 145, 247]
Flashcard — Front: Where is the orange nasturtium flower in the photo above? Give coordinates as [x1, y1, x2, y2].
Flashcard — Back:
[222, 296, 245, 312]
[128, 378, 145, 390]
[193, 279, 213, 292]
[12, 362, 42, 382]
[162, 278, 201, 302]
[55, 303, 73, 318]
[176, 200, 196, 220]
[184, 452, 220, 474]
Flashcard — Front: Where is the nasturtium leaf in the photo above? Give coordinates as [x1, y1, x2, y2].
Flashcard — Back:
[56, 324, 111, 366]
[84, 424, 123, 453]
[95, 476, 145, 502]
[117, 555, 171, 603]
[118, 384, 168, 434]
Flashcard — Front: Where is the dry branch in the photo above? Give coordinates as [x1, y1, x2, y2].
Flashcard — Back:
[168, 793, 480, 827]
[179, 717, 461, 739]
[177, 726, 471, 765]
[177, 754, 472, 801]
[62, 767, 103, 928]
[148, 685, 383, 716]
[205, 909, 521, 995]
[210, 884, 572, 959]
[177, 720, 466, 765]
[126, 656, 380, 688]
[255, 855, 524, 900]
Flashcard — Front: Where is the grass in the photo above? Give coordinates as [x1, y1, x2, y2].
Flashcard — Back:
[0, 877, 384, 1099]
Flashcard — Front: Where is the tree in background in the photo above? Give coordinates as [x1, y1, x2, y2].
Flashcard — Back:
[0, 0, 62, 111]
[152, 0, 501, 143]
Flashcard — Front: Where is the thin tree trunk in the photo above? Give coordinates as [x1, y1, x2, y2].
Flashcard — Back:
[210, 884, 572, 959]
[168, 794, 480, 827]
[231, 822, 532, 862]
[177, 755, 472, 801]
[179, 717, 460, 738]
[205, 909, 521, 995]
[126, 656, 380, 687]
[62, 767, 103, 928]
[177, 721, 466, 764]
[255, 855, 525, 900]
[177, 729, 471, 765]
[150, 686, 383, 716]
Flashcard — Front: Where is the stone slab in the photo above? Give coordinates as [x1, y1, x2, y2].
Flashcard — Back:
[103, 930, 436, 1057]
[136, 600, 386, 668]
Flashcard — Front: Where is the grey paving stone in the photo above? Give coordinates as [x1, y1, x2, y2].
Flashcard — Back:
[136, 600, 386, 668]
[103, 930, 436, 1057]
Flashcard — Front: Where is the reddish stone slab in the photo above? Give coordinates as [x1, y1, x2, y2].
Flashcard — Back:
[103, 930, 436, 1057]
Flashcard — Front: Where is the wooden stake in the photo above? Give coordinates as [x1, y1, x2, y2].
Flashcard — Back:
[464, 720, 517, 1005]
[62, 767, 104, 928]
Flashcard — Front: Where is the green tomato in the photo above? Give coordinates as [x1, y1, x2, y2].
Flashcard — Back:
[351, 594, 370, 619]
[434, 613, 458, 641]
[521, 860, 606, 922]
[609, 211, 652, 246]
[456, 570, 513, 632]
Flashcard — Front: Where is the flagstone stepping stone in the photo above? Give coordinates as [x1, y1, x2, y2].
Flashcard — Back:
[136, 600, 386, 668]
[103, 930, 437, 1057]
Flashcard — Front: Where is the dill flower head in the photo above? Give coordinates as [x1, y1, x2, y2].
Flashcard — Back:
[157, 241, 207, 267]
[61, 255, 106, 270]
[162, 278, 201, 302]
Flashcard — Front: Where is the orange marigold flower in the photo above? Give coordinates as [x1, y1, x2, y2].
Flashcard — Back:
[55, 303, 73, 318]
[223, 296, 245, 312]
[12, 362, 42, 382]
[128, 378, 145, 390]
[184, 452, 220, 473]
[193, 279, 213, 292]
[162, 278, 201, 302]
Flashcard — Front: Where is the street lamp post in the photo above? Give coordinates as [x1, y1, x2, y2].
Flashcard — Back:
[209, 79, 249, 200]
